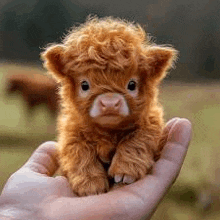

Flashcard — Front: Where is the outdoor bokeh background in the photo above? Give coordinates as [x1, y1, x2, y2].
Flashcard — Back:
[0, 0, 220, 219]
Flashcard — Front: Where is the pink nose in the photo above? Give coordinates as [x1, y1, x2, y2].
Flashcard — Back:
[98, 94, 122, 111]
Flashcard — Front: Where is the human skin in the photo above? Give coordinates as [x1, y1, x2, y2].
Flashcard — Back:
[0, 117, 192, 220]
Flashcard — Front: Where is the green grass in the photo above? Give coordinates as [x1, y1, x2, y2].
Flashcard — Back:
[155, 82, 220, 220]
[1, 64, 220, 219]
[161, 83, 220, 185]
[0, 63, 56, 190]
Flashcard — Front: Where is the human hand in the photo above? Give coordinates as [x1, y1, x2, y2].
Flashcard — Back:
[0, 117, 191, 220]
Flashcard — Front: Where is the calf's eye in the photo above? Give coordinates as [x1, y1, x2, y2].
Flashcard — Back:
[127, 80, 136, 91]
[81, 81, 90, 91]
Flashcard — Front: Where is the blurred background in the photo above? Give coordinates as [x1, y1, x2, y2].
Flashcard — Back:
[0, 0, 220, 219]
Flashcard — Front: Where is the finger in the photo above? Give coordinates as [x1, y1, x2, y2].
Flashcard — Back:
[154, 118, 192, 182]
[21, 141, 59, 176]
[155, 117, 181, 156]
[163, 117, 181, 139]
[164, 117, 180, 131]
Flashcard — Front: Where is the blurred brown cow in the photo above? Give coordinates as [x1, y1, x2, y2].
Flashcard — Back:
[6, 73, 59, 116]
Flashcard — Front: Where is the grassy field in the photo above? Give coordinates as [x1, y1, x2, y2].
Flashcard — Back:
[1, 63, 220, 219]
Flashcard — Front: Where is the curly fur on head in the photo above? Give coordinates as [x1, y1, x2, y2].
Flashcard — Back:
[41, 16, 178, 196]
[42, 16, 177, 79]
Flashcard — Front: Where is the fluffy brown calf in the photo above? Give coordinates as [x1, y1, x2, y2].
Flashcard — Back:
[42, 17, 178, 196]
[6, 73, 59, 115]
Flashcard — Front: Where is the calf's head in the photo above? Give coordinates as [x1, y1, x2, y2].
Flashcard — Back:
[41, 17, 177, 130]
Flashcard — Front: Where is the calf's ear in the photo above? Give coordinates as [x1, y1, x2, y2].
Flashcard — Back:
[41, 45, 66, 82]
[141, 46, 178, 81]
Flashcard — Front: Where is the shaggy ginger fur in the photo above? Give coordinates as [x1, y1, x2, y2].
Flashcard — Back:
[42, 17, 178, 196]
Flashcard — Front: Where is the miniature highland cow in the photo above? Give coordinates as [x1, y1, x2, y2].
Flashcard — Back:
[42, 17, 177, 196]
